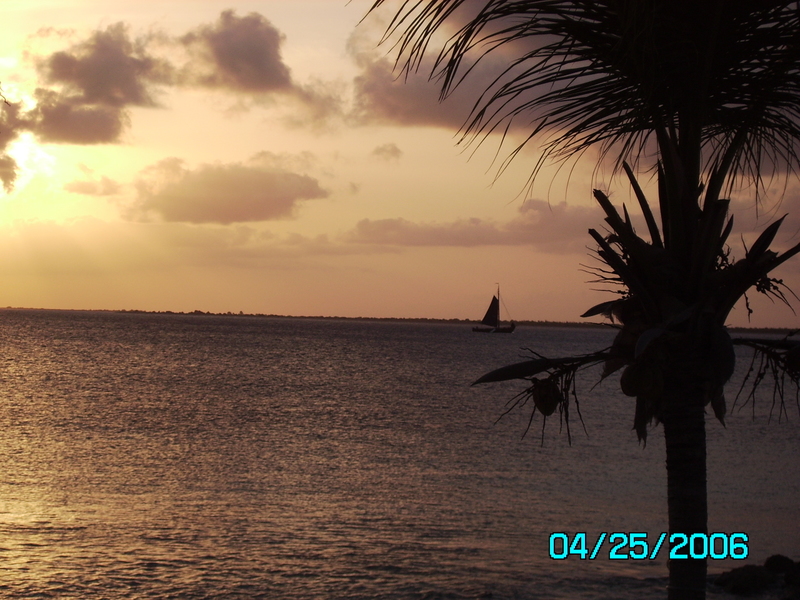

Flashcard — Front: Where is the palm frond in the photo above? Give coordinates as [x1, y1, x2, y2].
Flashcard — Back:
[731, 336, 800, 420]
[369, 1, 800, 189]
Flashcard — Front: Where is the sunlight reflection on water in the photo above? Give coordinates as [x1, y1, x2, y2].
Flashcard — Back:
[0, 309, 795, 599]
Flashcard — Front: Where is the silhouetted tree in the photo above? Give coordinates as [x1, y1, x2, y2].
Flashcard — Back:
[366, 2, 800, 598]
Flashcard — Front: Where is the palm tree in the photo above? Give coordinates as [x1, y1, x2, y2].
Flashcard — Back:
[365, 1, 800, 598]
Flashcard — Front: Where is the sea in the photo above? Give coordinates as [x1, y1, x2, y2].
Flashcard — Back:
[0, 308, 797, 599]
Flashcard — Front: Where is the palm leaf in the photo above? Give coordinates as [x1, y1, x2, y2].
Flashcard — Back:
[369, 1, 800, 189]
[472, 351, 609, 385]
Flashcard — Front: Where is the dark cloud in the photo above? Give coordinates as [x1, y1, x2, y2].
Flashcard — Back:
[346, 200, 602, 253]
[28, 11, 343, 138]
[282, 80, 345, 128]
[15, 12, 341, 148]
[347, 11, 590, 140]
[0, 154, 18, 193]
[0, 101, 23, 148]
[371, 142, 402, 161]
[346, 21, 519, 131]
[0, 102, 22, 192]
[20, 12, 332, 152]
[17, 22, 173, 148]
[0, 11, 346, 192]
[39, 22, 171, 107]
[130, 157, 328, 224]
[29, 89, 127, 143]
[349, 52, 467, 129]
[350, 50, 551, 135]
[177, 11, 344, 124]
[179, 10, 291, 93]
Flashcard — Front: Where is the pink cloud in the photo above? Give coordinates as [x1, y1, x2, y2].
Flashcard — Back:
[346, 200, 602, 254]
[130, 157, 328, 224]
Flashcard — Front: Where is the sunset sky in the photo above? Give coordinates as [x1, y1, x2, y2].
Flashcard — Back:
[1, 0, 799, 326]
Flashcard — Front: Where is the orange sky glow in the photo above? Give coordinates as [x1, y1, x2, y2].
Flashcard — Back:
[0, 0, 799, 327]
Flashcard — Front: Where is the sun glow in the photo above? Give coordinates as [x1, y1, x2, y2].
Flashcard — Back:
[7, 133, 57, 192]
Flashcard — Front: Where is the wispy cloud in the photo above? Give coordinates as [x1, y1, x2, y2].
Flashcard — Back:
[371, 142, 402, 161]
[64, 174, 121, 196]
[345, 200, 602, 254]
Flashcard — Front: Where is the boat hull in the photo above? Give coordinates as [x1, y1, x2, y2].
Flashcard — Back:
[472, 323, 516, 333]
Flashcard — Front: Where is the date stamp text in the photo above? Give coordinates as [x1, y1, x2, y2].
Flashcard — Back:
[549, 532, 749, 560]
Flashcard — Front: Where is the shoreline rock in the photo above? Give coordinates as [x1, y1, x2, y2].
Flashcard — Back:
[715, 554, 799, 597]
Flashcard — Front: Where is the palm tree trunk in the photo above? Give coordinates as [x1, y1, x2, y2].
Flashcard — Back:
[662, 379, 708, 600]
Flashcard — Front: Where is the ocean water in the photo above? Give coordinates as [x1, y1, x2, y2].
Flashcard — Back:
[0, 309, 796, 599]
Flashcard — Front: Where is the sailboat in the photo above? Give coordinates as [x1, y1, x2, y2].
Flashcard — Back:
[472, 285, 516, 333]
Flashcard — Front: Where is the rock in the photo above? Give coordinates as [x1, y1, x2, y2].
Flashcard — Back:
[764, 554, 795, 574]
[715, 564, 775, 595]
[786, 561, 800, 586]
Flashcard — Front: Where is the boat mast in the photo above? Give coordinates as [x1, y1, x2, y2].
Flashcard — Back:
[496, 283, 500, 326]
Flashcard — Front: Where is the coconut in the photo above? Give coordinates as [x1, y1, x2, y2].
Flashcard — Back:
[532, 377, 563, 416]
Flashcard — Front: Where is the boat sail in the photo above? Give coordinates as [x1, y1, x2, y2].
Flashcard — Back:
[472, 286, 516, 333]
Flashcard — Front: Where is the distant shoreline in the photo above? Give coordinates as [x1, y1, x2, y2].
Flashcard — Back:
[0, 306, 795, 335]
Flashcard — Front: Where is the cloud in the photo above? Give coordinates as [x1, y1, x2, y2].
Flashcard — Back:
[349, 51, 467, 129]
[64, 175, 121, 196]
[15, 23, 174, 147]
[348, 216, 510, 246]
[129, 156, 329, 224]
[0, 101, 26, 191]
[347, 44, 530, 132]
[178, 10, 291, 93]
[0, 12, 348, 196]
[28, 88, 127, 143]
[38, 22, 171, 107]
[720, 188, 800, 257]
[246, 149, 319, 173]
[33, 11, 343, 129]
[0, 10, 342, 194]
[346, 10, 597, 144]
[345, 200, 602, 253]
[176, 11, 344, 125]
[281, 79, 345, 129]
[346, 21, 519, 132]
[371, 143, 402, 161]
[349, 51, 557, 137]
[0, 154, 18, 193]
[21, 12, 340, 148]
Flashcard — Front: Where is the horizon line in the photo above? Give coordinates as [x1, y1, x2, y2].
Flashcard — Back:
[0, 306, 794, 332]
